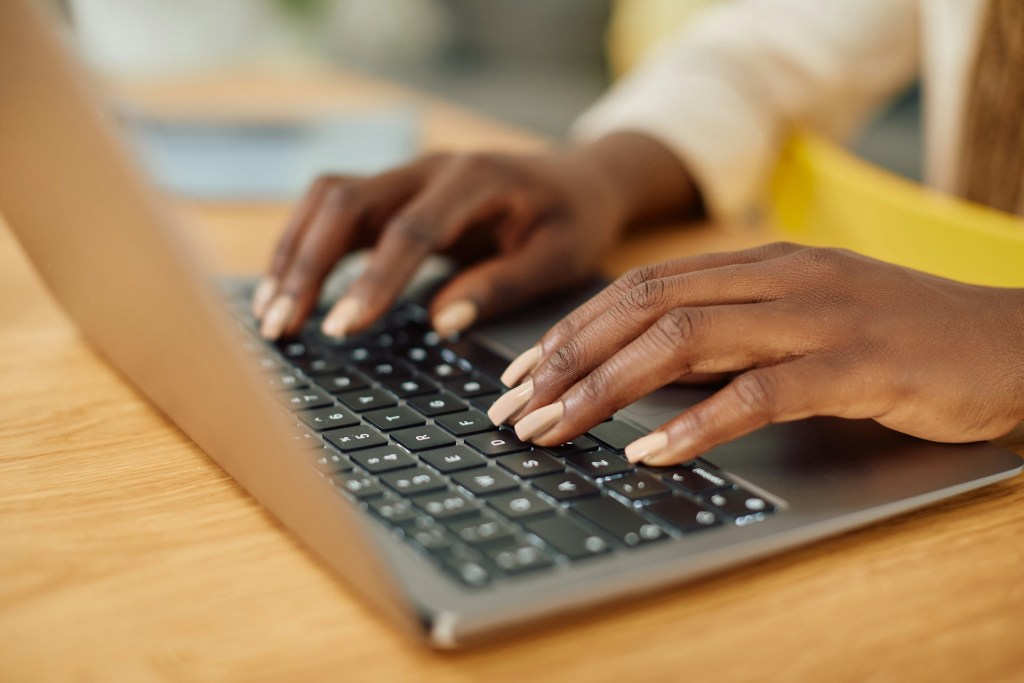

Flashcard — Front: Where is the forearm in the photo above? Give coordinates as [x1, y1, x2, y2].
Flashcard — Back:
[565, 131, 704, 227]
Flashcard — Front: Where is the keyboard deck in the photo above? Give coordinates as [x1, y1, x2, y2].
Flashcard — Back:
[234, 298, 776, 588]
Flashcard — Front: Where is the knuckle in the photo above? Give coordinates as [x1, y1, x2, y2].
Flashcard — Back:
[767, 240, 801, 255]
[388, 214, 437, 249]
[310, 174, 337, 192]
[323, 183, 362, 212]
[731, 371, 778, 416]
[622, 278, 667, 313]
[548, 338, 585, 375]
[619, 264, 662, 291]
[656, 307, 704, 345]
[450, 152, 496, 177]
[801, 247, 844, 270]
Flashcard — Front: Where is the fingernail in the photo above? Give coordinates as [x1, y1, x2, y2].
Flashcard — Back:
[500, 344, 541, 387]
[432, 299, 477, 338]
[625, 432, 668, 464]
[321, 297, 362, 339]
[486, 378, 534, 426]
[252, 277, 277, 318]
[514, 402, 564, 442]
[260, 295, 294, 340]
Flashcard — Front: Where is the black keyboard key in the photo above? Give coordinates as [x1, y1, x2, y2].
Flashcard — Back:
[496, 452, 563, 478]
[407, 393, 467, 417]
[419, 445, 487, 473]
[448, 513, 515, 546]
[543, 436, 599, 457]
[295, 356, 349, 376]
[606, 472, 672, 502]
[315, 371, 370, 394]
[469, 393, 502, 413]
[298, 406, 359, 431]
[531, 472, 600, 501]
[400, 345, 441, 365]
[572, 496, 666, 546]
[565, 449, 634, 479]
[337, 388, 398, 412]
[379, 466, 447, 496]
[332, 472, 384, 500]
[587, 420, 647, 453]
[346, 346, 373, 363]
[255, 354, 283, 371]
[356, 355, 414, 380]
[412, 489, 479, 521]
[364, 406, 425, 431]
[313, 450, 352, 473]
[276, 340, 310, 359]
[442, 338, 509, 377]
[265, 371, 307, 391]
[451, 467, 519, 496]
[488, 490, 556, 520]
[661, 464, 730, 493]
[444, 375, 502, 398]
[445, 557, 491, 587]
[436, 410, 493, 436]
[391, 425, 456, 452]
[407, 522, 454, 554]
[465, 430, 531, 456]
[646, 496, 722, 532]
[349, 445, 417, 473]
[291, 426, 324, 450]
[279, 387, 334, 411]
[383, 375, 439, 398]
[485, 540, 553, 575]
[525, 515, 611, 560]
[425, 361, 466, 381]
[368, 495, 418, 525]
[322, 425, 387, 452]
[701, 487, 776, 522]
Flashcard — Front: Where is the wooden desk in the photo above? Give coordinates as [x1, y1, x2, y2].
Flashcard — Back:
[2, 70, 1022, 682]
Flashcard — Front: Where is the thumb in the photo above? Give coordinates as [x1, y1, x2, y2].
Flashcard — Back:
[429, 227, 585, 337]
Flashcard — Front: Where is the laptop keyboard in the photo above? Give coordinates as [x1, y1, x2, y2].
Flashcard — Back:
[233, 297, 777, 588]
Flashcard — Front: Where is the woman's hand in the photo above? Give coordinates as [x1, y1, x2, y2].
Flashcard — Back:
[252, 133, 699, 340]
[489, 243, 1024, 466]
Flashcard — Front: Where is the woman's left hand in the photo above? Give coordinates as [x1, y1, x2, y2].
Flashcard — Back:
[488, 242, 1024, 466]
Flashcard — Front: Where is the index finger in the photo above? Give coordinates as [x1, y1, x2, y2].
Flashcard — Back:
[319, 169, 503, 338]
[498, 242, 800, 387]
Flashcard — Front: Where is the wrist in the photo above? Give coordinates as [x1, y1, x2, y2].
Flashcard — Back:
[562, 132, 703, 226]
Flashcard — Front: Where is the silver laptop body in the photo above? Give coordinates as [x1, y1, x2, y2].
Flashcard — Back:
[2, 0, 1020, 648]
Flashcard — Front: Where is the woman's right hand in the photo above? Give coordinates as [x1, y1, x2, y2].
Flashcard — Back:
[252, 132, 700, 341]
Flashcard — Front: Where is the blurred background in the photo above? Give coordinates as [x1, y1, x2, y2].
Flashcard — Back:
[61, 0, 922, 187]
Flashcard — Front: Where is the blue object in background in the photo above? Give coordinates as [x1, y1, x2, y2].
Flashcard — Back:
[122, 106, 420, 200]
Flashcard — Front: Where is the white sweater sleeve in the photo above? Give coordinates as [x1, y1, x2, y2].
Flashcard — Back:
[573, 0, 920, 221]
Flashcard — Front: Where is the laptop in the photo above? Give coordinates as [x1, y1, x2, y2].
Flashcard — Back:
[1, 0, 1020, 648]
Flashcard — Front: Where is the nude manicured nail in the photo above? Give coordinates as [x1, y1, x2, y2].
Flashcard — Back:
[252, 277, 277, 318]
[487, 378, 534, 426]
[500, 344, 541, 387]
[514, 402, 564, 442]
[625, 432, 668, 464]
[260, 295, 294, 340]
[433, 299, 477, 338]
[321, 297, 362, 339]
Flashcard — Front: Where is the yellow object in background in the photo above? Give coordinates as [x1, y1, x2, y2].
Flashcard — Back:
[769, 132, 1024, 287]
[608, 0, 1024, 287]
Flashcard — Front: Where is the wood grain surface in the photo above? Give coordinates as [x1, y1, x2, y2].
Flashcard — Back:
[1, 69, 1022, 683]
